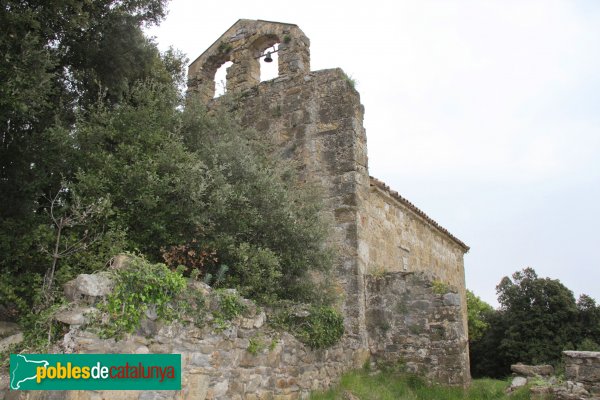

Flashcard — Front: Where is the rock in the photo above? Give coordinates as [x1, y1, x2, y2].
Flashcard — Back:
[511, 376, 527, 389]
[442, 293, 461, 307]
[188, 281, 212, 297]
[0, 331, 23, 352]
[0, 321, 20, 338]
[343, 390, 360, 400]
[109, 254, 132, 270]
[511, 363, 555, 377]
[64, 273, 114, 301]
[54, 306, 97, 325]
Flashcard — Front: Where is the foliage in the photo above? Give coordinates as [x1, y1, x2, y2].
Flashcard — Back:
[432, 280, 449, 295]
[0, 0, 178, 318]
[310, 370, 532, 400]
[470, 267, 600, 379]
[575, 294, 600, 348]
[161, 239, 218, 278]
[247, 334, 268, 355]
[273, 305, 344, 349]
[213, 290, 247, 321]
[343, 73, 357, 89]
[97, 256, 186, 338]
[466, 289, 494, 342]
[18, 300, 68, 353]
[0, 0, 171, 220]
[497, 268, 577, 364]
[577, 338, 600, 351]
[0, 0, 336, 331]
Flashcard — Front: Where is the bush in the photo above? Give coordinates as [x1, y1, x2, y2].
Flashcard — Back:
[274, 305, 345, 349]
[98, 255, 186, 338]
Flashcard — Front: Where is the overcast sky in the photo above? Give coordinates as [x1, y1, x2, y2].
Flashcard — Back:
[147, 0, 600, 307]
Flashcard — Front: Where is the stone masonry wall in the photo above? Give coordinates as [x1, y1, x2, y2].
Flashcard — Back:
[2, 278, 357, 400]
[365, 272, 470, 386]
[564, 351, 600, 396]
[361, 181, 470, 341]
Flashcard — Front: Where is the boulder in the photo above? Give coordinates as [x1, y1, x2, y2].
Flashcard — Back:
[511, 363, 554, 377]
[0, 321, 20, 338]
[54, 306, 97, 325]
[511, 376, 527, 389]
[0, 321, 23, 352]
[0, 332, 23, 353]
[64, 272, 114, 301]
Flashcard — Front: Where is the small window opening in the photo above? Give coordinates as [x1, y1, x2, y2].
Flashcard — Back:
[260, 44, 280, 82]
[214, 61, 233, 98]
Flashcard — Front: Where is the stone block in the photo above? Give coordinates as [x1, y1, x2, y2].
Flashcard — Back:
[511, 363, 555, 377]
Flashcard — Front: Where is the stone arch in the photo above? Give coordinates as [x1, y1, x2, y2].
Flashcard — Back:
[187, 19, 311, 104]
[249, 34, 281, 81]
[188, 51, 233, 102]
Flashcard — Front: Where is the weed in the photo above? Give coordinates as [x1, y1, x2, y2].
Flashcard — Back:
[432, 280, 449, 295]
[247, 334, 267, 355]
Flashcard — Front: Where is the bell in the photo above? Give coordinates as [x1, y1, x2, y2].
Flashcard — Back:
[264, 51, 273, 63]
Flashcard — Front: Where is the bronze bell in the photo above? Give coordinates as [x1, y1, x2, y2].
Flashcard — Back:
[264, 51, 273, 63]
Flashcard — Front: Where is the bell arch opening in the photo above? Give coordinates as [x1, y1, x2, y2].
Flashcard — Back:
[260, 43, 280, 82]
[214, 61, 233, 98]
[251, 34, 282, 83]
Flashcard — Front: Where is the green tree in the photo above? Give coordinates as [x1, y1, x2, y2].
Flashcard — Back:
[469, 308, 511, 378]
[0, 0, 170, 219]
[496, 268, 578, 365]
[466, 290, 494, 342]
[470, 267, 589, 378]
[0, 0, 174, 318]
[576, 294, 600, 350]
[72, 82, 334, 305]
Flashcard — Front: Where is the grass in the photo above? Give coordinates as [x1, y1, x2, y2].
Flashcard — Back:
[310, 370, 532, 400]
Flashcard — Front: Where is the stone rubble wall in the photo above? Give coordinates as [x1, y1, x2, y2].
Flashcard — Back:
[365, 272, 469, 386]
[1, 277, 360, 400]
[564, 351, 600, 396]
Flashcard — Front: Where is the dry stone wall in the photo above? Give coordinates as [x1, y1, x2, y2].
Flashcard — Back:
[564, 351, 600, 396]
[365, 272, 469, 385]
[1, 276, 357, 400]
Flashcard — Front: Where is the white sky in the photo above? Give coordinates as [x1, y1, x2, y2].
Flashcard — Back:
[147, 0, 600, 307]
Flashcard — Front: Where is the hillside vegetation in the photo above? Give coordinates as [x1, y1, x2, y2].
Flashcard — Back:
[0, 0, 337, 352]
[310, 370, 531, 400]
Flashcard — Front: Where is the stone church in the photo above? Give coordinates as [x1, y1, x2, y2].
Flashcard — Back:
[188, 19, 471, 386]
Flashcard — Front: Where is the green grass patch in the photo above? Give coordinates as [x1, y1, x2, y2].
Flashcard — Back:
[310, 370, 532, 400]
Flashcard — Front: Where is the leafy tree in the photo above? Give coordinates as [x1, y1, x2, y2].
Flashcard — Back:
[469, 308, 511, 378]
[496, 268, 578, 365]
[575, 294, 600, 350]
[469, 267, 597, 378]
[0, 0, 170, 219]
[466, 290, 494, 342]
[0, 0, 174, 318]
[71, 82, 334, 304]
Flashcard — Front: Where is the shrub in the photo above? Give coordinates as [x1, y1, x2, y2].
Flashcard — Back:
[98, 255, 186, 338]
[274, 305, 345, 349]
